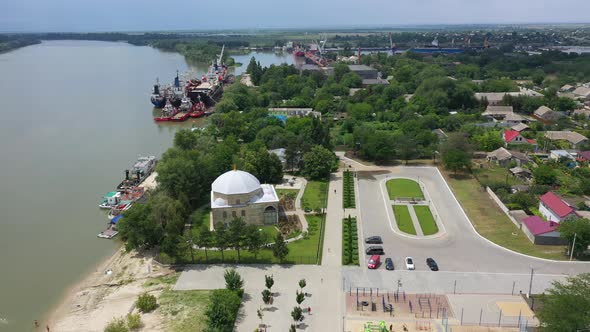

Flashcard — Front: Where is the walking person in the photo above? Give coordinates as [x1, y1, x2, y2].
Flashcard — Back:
[307, 306, 311, 314]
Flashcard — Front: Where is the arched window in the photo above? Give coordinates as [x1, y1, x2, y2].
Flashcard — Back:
[236, 199, 241, 205]
[232, 211, 237, 218]
[222, 211, 227, 219]
[241, 210, 246, 217]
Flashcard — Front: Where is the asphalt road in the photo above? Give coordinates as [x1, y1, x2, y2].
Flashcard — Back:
[355, 167, 590, 276]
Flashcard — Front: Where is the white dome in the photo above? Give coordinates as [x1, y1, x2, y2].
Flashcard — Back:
[212, 170, 261, 195]
[214, 197, 227, 206]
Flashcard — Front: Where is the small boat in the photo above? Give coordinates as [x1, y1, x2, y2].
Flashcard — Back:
[154, 102, 178, 122]
[98, 215, 121, 239]
[170, 111, 190, 122]
[98, 191, 121, 209]
[108, 201, 132, 220]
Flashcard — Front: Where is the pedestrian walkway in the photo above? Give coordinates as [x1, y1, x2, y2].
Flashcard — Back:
[406, 204, 424, 236]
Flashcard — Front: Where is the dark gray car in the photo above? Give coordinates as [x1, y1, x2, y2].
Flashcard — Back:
[365, 246, 384, 255]
[364, 236, 383, 244]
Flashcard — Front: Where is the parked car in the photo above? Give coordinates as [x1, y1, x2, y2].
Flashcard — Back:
[385, 257, 394, 270]
[365, 236, 383, 244]
[365, 246, 384, 255]
[367, 255, 380, 269]
[405, 257, 415, 270]
[426, 258, 439, 271]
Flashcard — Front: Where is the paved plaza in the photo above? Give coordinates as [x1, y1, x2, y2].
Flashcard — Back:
[173, 155, 590, 331]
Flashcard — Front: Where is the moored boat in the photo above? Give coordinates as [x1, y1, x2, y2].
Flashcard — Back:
[98, 191, 121, 209]
[150, 79, 166, 108]
[116, 156, 158, 191]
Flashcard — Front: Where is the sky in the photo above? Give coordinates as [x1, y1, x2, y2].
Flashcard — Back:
[1, 0, 590, 32]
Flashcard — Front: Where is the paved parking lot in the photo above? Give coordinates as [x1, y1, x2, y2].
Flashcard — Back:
[354, 167, 590, 276]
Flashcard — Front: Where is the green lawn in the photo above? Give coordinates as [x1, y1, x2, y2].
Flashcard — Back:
[473, 166, 525, 186]
[165, 214, 325, 265]
[393, 205, 417, 235]
[275, 188, 299, 199]
[442, 169, 566, 260]
[414, 205, 439, 236]
[386, 179, 424, 200]
[301, 180, 328, 211]
[258, 225, 280, 240]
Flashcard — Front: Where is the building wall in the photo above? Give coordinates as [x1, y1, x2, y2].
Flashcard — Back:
[539, 202, 563, 222]
[212, 202, 278, 226]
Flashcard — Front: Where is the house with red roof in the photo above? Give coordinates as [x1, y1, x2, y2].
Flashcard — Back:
[521, 216, 567, 245]
[503, 129, 537, 147]
[538, 191, 577, 222]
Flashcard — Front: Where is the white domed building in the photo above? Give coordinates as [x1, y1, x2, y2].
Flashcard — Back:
[211, 169, 279, 227]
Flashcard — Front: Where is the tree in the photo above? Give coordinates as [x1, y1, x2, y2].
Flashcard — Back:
[299, 278, 307, 290]
[559, 217, 590, 259]
[206, 289, 242, 331]
[272, 232, 289, 263]
[173, 129, 199, 150]
[265, 274, 275, 291]
[291, 306, 303, 326]
[289, 325, 297, 332]
[396, 135, 417, 165]
[296, 290, 305, 305]
[228, 217, 247, 262]
[224, 268, 244, 296]
[261, 289, 272, 305]
[536, 273, 590, 331]
[215, 222, 229, 263]
[245, 224, 265, 260]
[440, 133, 472, 174]
[195, 226, 213, 263]
[533, 164, 558, 186]
[136, 293, 157, 313]
[302, 145, 339, 180]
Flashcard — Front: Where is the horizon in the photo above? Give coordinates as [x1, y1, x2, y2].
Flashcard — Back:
[2, 0, 590, 33]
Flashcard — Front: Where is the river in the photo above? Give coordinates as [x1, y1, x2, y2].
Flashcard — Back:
[0, 40, 294, 331]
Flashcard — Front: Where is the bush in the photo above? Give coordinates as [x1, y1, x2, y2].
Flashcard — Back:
[104, 317, 129, 332]
[126, 313, 141, 330]
[224, 269, 244, 296]
[136, 293, 157, 313]
[206, 289, 242, 331]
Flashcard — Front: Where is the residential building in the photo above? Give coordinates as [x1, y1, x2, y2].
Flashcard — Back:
[482, 106, 514, 120]
[475, 88, 543, 105]
[267, 108, 321, 119]
[511, 123, 530, 132]
[549, 150, 575, 161]
[572, 86, 590, 100]
[503, 129, 537, 146]
[534, 106, 563, 122]
[576, 150, 590, 162]
[573, 108, 590, 118]
[211, 170, 279, 227]
[544, 131, 588, 149]
[560, 84, 575, 92]
[538, 191, 577, 222]
[521, 216, 567, 245]
[486, 147, 531, 167]
[504, 112, 527, 125]
[509, 167, 533, 182]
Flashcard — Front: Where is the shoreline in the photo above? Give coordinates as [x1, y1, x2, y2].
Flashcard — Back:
[42, 245, 122, 330]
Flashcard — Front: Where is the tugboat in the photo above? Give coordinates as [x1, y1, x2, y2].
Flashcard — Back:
[150, 79, 166, 108]
[154, 101, 178, 122]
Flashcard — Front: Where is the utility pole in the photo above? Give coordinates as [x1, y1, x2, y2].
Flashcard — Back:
[527, 266, 535, 298]
[570, 233, 577, 261]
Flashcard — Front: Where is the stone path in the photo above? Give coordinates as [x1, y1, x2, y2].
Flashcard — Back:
[405, 203, 425, 236]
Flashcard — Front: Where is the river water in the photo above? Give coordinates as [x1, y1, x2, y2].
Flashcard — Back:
[0, 40, 294, 331]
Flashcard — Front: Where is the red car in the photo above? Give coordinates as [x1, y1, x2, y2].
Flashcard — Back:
[367, 255, 380, 269]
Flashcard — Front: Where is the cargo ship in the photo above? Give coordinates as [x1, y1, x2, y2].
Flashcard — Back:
[150, 79, 166, 108]
[409, 37, 464, 54]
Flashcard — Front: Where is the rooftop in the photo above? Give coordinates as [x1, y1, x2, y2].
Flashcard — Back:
[539, 192, 575, 219]
[212, 170, 261, 195]
[522, 216, 560, 236]
[544, 131, 588, 145]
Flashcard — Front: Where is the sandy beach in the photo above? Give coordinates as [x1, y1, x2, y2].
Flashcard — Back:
[43, 248, 174, 332]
